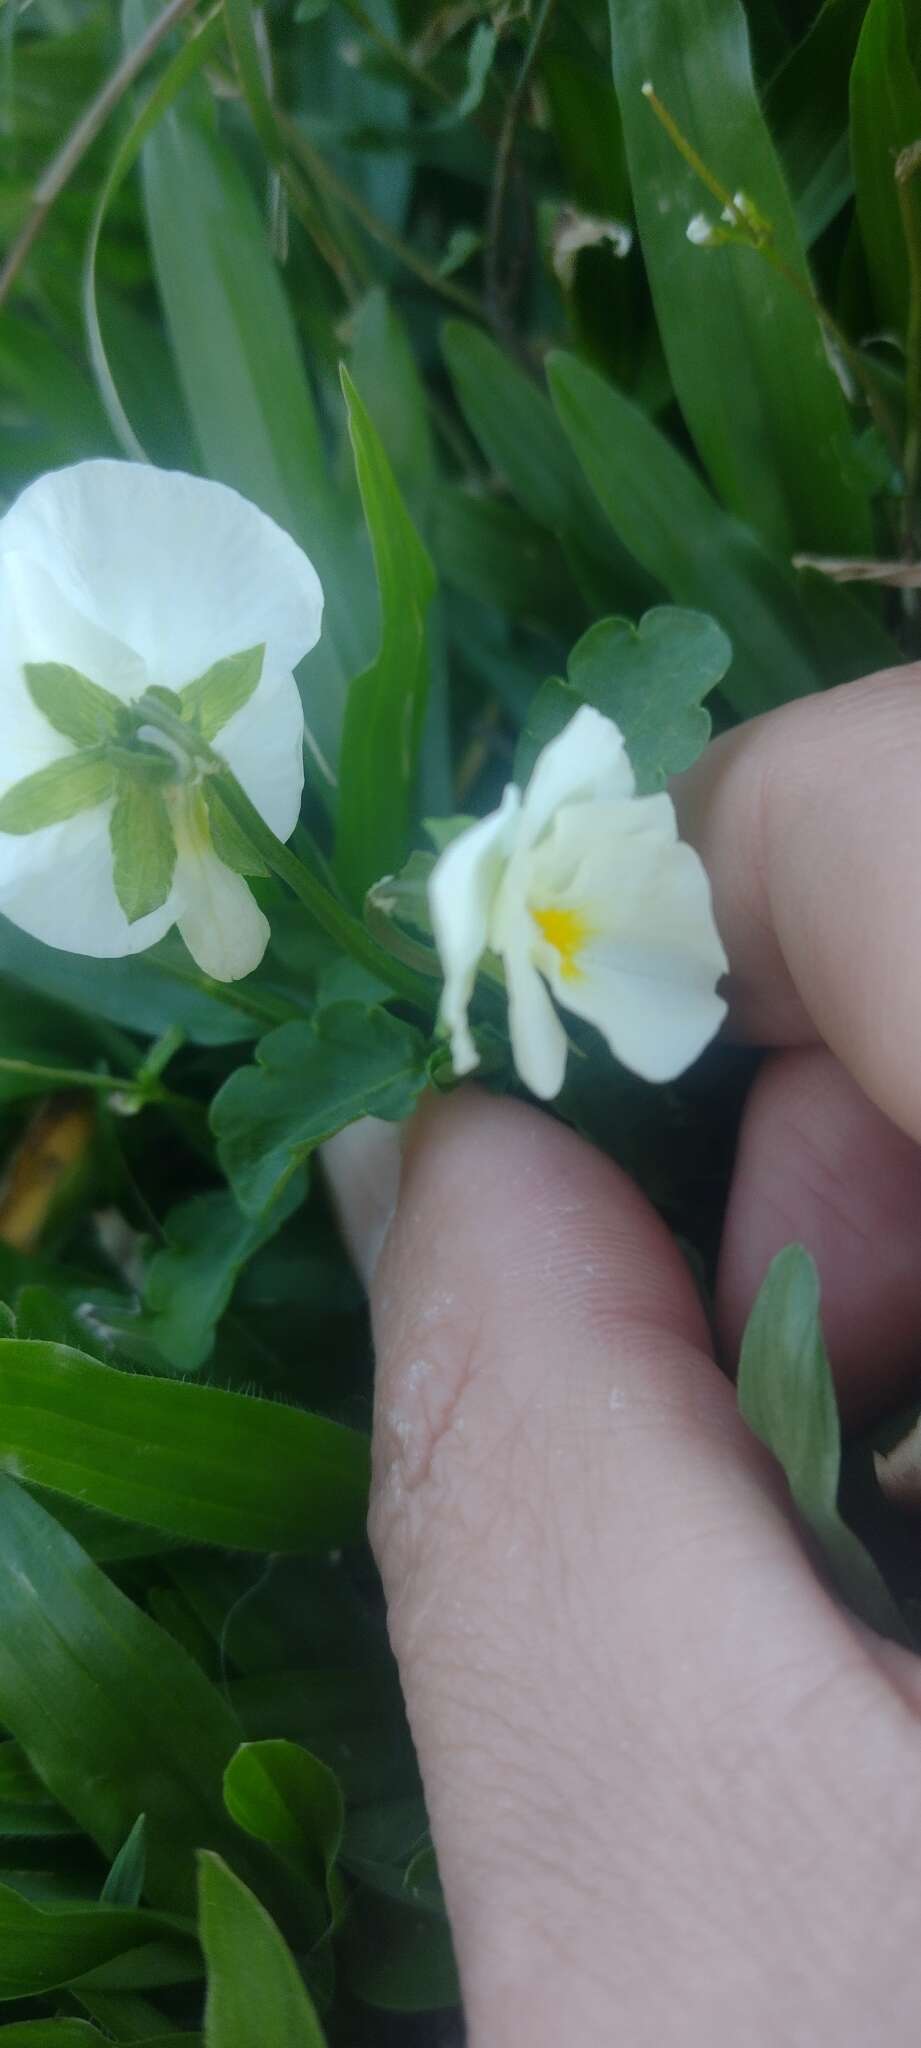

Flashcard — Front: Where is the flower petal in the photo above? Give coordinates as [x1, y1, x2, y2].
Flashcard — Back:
[174, 845, 270, 983]
[503, 930, 569, 1100]
[429, 784, 521, 1077]
[0, 796, 176, 958]
[0, 553, 146, 790]
[217, 666, 305, 843]
[530, 794, 728, 1082]
[0, 461, 323, 693]
[520, 705, 634, 848]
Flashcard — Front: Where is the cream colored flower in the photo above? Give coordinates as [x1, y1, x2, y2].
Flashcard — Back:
[0, 460, 322, 981]
[428, 707, 728, 1100]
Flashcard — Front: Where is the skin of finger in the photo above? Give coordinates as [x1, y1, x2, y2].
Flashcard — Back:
[674, 666, 921, 1142]
[369, 1087, 921, 2046]
[717, 1045, 921, 1424]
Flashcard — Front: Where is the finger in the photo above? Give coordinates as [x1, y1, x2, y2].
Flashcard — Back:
[675, 666, 921, 1140]
[339, 1089, 921, 2043]
[717, 1046, 921, 1424]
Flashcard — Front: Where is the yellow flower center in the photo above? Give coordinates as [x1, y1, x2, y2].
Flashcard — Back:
[531, 904, 590, 981]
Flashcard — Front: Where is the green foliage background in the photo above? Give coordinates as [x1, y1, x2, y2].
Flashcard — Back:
[0, 0, 920, 2037]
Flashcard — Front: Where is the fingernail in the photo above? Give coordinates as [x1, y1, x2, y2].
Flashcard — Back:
[322, 1116, 405, 1290]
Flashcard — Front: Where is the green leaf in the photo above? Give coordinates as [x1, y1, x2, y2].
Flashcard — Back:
[223, 1740, 342, 1940]
[0, 751, 114, 834]
[144, 1180, 302, 1373]
[341, 1887, 458, 2013]
[442, 321, 657, 618]
[101, 1817, 147, 1908]
[0, 1741, 78, 1838]
[738, 1248, 909, 1641]
[126, 0, 371, 768]
[0, 2028, 109, 2045]
[335, 367, 436, 905]
[0, 1477, 278, 1912]
[0, 1878, 196, 2002]
[548, 350, 820, 716]
[179, 646, 265, 743]
[199, 1853, 327, 2048]
[0, 1339, 370, 1552]
[850, 0, 921, 335]
[202, 782, 269, 878]
[349, 288, 435, 510]
[518, 607, 730, 792]
[608, 0, 872, 554]
[212, 1004, 429, 1216]
[24, 664, 124, 749]
[110, 775, 176, 925]
[766, 0, 867, 245]
[0, 921, 261, 1046]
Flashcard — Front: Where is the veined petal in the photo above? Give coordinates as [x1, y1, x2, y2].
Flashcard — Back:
[0, 462, 323, 695]
[503, 930, 569, 1101]
[0, 554, 146, 791]
[429, 784, 521, 1076]
[0, 796, 176, 959]
[174, 848, 270, 983]
[520, 705, 634, 848]
[217, 666, 304, 844]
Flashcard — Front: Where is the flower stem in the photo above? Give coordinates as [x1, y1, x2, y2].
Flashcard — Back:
[135, 695, 435, 1013]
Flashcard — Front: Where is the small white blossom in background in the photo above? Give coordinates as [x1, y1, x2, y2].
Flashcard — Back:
[428, 707, 728, 1101]
[551, 206, 634, 291]
[0, 460, 322, 981]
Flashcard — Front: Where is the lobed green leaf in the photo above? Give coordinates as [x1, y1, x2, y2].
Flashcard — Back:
[212, 1004, 429, 1216]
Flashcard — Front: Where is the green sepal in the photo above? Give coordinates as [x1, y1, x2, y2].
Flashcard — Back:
[180, 645, 265, 741]
[24, 663, 124, 748]
[204, 781, 269, 877]
[0, 749, 114, 833]
[110, 772, 177, 924]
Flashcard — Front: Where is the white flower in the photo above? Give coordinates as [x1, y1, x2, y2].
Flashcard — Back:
[551, 207, 634, 290]
[0, 460, 322, 981]
[428, 707, 728, 1101]
[686, 212, 716, 246]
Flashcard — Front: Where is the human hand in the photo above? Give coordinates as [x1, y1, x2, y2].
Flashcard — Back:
[327, 668, 921, 2046]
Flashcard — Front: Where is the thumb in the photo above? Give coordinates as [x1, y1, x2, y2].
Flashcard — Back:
[327, 1089, 920, 2045]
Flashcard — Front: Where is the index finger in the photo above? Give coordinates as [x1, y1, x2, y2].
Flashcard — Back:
[676, 666, 921, 1140]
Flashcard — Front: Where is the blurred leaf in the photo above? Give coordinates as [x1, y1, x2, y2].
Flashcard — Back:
[199, 1853, 327, 2048]
[547, 350, 819, 714]
[0, 2027, 109, 2044]
[432, 485, 576, 629]
[442, 321, 658, 618]
[610, 0, 872, 553]
[738, 1247, 909, 1641]
[0, 1339, 370, 1551]
[223, 1740, 342, 1939]
[348, 288, 435, 508]
[0, 920, 261, 1046]
[124, 0, 371, 767]
[143, 1178, 304, 1374]
[850, 0, 921, 334]
[0, 1878, 195, 2002]
[341, 1887, 458, 2012]
[518, 606, 730, 790]
[212, 1005, 428, 1215]
[101, 1817, 147, 1909]
[0, 1477, 274, 1912]
[0, 1742, 78, 1839]
[335, 366, 436, 904]
[767, 0, 867, 243]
